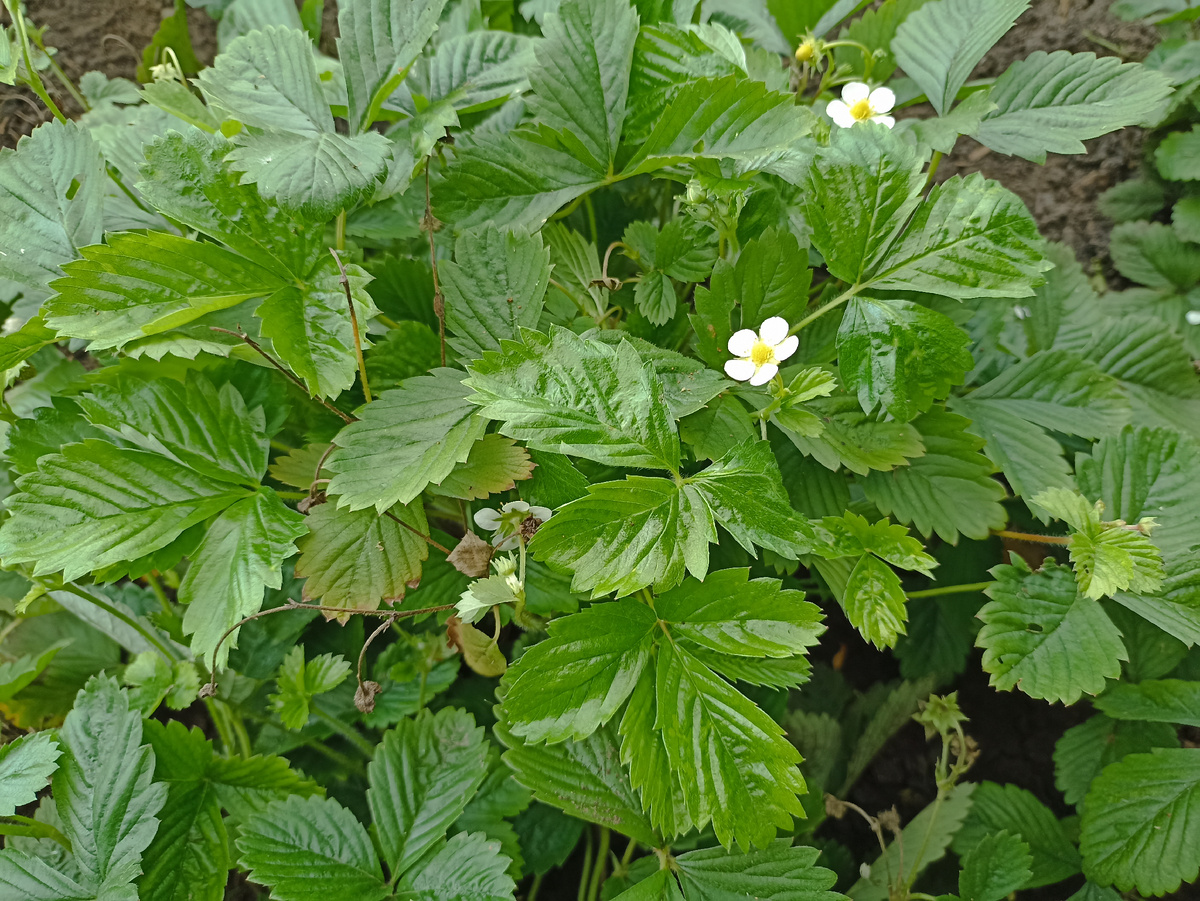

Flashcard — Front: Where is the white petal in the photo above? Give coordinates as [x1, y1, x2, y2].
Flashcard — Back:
[502, 500, 530, 514]
[475, 509, 502, 530]
[749, 363, 778, 386]
[875, 114, 896, 129]
[774, 334, 799, 362]
[494, 534, 519, 551]
[759, 316, 790, 346]
[529, 506, 553, 521]
[725, 358, 756, 382]
[728, 328, 757, 356]
[1187, 310, 1200, 325]
[842, 82, 870, 104]
[827, 102, 856, 129]
[869, 87, 896, 114]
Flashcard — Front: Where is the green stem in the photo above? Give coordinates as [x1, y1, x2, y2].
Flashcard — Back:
[311, 705, 376, 759]
[924, 150, 944, 191]
[58, 583, 178, 662]
[904, 791, 946, 891]
[527, 873, 544, 901]
[789, 284, 859, 334]
[335, 210, 346, 251]
[620, 839, 638, 868]
[906, 581, 992, 599]
[7, 2, 65, 122]
[205, 697, 252, 758]
[586, 827, 610, 901]
[992, 529, 1071, 546]
[143, 572, 173, 618]
[36, 38, 88, 111]
[577, 829, 594, 901]
[584, 194, 599, 248]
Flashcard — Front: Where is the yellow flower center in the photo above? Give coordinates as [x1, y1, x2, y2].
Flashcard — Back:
[750, 340, 776, 367]
[849, 98, 874, 121]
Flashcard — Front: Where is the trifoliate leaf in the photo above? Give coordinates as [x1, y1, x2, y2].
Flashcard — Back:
[976, 51, 1172, 162]
[466, 327, 681, 472]
[326, 368, 486, 512]
[55, 675, 167, 896]
[237, 794, 389, 901]
[1095, 678, 1200, 728]
[44, 231, 282, 351]
[257, 255, 380, 399]
[295, 500, 428, 612]
[1076, 427, 1200, 644]
[441, 225, 550, 359]
[367, 708, 488, 878]
[1079, 748, 1200, 896]
[430, 435, 535, 501]
[0, 731, 61, 818]
[817, 511, 937, 575]
[0, 120, 105, 308]
[269, 646, 352, 730]
[180, 489, 306, 668]
[675, 841, 842, 900]
[863, 410, 1006, 543]
[496, 716, 661, 847]
[1054, 714, 1180, 807]
[891, 0, 1029, 116]
[1069, 523, 1165, 600]
[0, 440, 253, 581]
[977, 556, 1126, 703]
[780, 393, 925, 475]
[838, 298, 973, 421]
[338, 0, 450, 131]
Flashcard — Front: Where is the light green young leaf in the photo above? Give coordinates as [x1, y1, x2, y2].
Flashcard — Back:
[295, 500, 428, 612]
[1080, 748, 1200, 896]
[611, 869, 685, 901]
[838, 299, 972, 421]
[0, 440, 252, 581]
[440, 225, 551, 359]
[841, 553, 909, 649]
[44, 231, 283, 351]
[529, 0, 639, 171]
[976, 51, 1173, 162]
[953, 781, 1081, 888]
[269, 646, 352, 730]
[431, 434, 535, 500]
[1069, 525, 1165, 600]
[466, 327, 681, 471]
[1095, 679, 1200, 728]
[237, 795, 389, 901]
[891, 0, 1029, 115]
[958, 832, 1033, 901]
[181, 489, 306, 668]
[1076, 428, 1200, 644]
[1054, 714, 1179, 808]
[675, 841, 842, 900]
[0, 317, 59, 372]
[0, 732, 61, 817]
[338, 0, 451, 132]
[977, 556, 1126, 703]
[818, 512, 936, 575]
[863, 410, 1006, 543]
[848, 782, 976, 901]
[326, 368, 486, 512]
[56, 675, 167, 895]
[367, 708, 489, 878]
[496, 717, 661, 847]
[0, 120, 105, 309]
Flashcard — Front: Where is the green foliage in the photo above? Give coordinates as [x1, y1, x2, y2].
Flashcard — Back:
[0, 0, 1197, 897]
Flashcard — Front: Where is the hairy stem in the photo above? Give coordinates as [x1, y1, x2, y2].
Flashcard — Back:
[330, 248, 372, 403]
[906, 581, 993, 599]
[425, 165, 447, 366]
[992, 529, 1072, 546]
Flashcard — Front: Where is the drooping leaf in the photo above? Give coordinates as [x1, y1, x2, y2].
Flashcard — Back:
[295, 500, 428, 612]
[891, 0, 1029, 116]
[1079, 748, 1200, 896]
[466, 327, 681, 471]
[976, 51, 1173, 162]
[326, 368, 486, 512]
[180, 489, 306, 668]
[977, 556, 1126, 704]
[237, 794, 389, 901]
[440, 225, 551, 359]
[367, 708, 489, 878]
[863, 410, 1006, 543]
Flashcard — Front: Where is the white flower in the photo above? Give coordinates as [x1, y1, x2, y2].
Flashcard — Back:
[1186, 310, 1200, 325]
[724, 316, 799, 386]
[827, 82, 896, 129]
[455, 554, 525, 624]
[473, 500, 552, 551]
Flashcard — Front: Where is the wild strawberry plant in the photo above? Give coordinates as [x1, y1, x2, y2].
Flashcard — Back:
[0, 0, 1197, 899]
